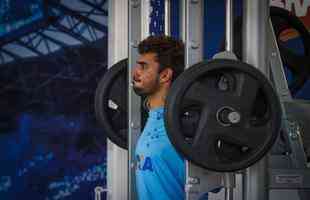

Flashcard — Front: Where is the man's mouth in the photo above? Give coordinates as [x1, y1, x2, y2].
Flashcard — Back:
[133, 77, 141, 84]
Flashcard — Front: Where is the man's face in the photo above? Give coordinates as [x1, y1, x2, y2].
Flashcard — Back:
[132, 53, 161, 96]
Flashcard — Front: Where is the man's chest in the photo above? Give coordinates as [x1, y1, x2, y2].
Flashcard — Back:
[135, 123, 169, 171]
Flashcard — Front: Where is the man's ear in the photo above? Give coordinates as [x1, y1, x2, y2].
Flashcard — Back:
[159, 68, 173, 83]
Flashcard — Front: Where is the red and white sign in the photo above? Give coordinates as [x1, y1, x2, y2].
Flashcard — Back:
[271, 0, 310, 40]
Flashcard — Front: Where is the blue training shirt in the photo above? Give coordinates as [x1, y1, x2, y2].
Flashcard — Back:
[135, 107, 185, 200]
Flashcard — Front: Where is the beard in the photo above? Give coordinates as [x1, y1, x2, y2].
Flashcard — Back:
[132, 85, 147, 96]
[132, 75, 160, 97]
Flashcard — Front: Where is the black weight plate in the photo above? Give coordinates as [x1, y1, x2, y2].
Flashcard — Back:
[219, 6, 310, 95]
[94, 59, 128, 149]
[165, 59, 282, 172]
[270, 6, 310, 94]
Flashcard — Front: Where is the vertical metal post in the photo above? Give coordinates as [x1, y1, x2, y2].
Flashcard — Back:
[242, 0, 269, 200]
[128, 1, 142, 200]
[180, 1, 223, 199]
[242, 0, 269, 75]
[128, 0, 150, 200]
[165, 0, 171, 36]
[107, 0, 128, 200]
[224, 173, 235, 200]
[224, 1, 236, 199]
[225, 0, 234, 52]
[184, 0, 204, 68]
[184, 1, 204, 199]
[180, 0, 186, 44]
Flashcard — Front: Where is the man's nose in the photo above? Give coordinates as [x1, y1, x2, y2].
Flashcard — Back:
[132, 65, 141, 77]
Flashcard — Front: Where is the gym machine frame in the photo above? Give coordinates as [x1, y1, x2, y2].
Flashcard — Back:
[105, 0, 310, 199]
[106, 1, 128, 200]
[128, 1, 150, 200]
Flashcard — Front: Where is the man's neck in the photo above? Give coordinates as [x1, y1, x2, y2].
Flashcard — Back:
[147, 90, 167, 110]
[147, 95, 165, 110]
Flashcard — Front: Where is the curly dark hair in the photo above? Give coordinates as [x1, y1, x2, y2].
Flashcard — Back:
[138, 35, 185, 81]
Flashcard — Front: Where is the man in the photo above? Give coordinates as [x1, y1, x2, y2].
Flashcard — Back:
[132, 35, 222, 200]
[132, 35, 186, 200]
